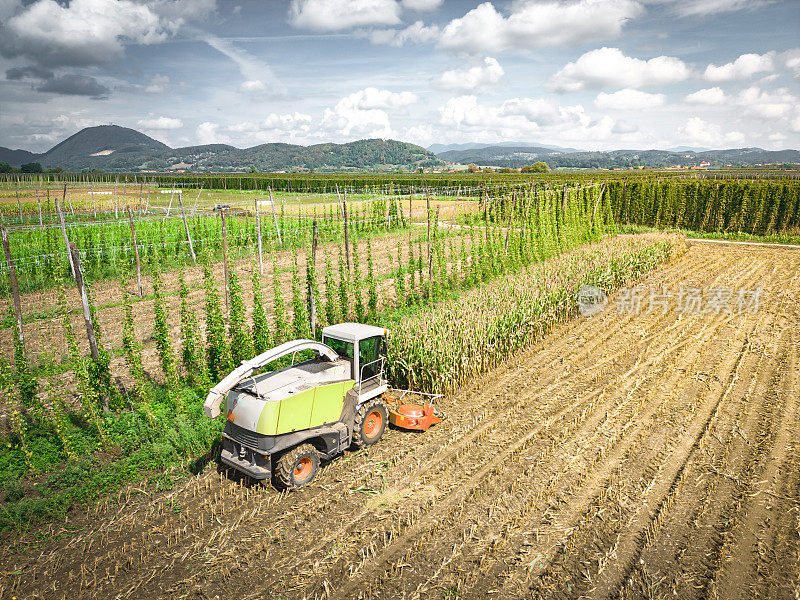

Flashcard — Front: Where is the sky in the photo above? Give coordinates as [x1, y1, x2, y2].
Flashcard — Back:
[0, 0, 798, 153]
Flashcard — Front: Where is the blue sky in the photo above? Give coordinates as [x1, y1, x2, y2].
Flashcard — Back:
[0, 0, 798, 153]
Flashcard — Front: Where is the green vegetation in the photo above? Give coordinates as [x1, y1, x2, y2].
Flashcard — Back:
[2, 171, 796, 534]
[608, 179, 800, 235]
[0, 195, 405, 296]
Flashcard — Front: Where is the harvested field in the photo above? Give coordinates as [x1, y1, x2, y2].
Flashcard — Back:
[1, 240, 798, 600]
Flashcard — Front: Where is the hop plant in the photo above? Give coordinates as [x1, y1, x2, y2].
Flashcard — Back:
[323, 247, 339, 325]
[367, 239, 378, 321]
[122, 287, 155, 420]
[337, 244, 349, 321]
[228, 265, 254, 365]
[58, 287, 108, 447]
[151, 266, 179, 391]
[251, 266, 270, 354]
[352, 239, 364, 322]
[203, 257, 231, 381]
[179, 270, 207, 387]
[291, 250, 309, 338]
[272, 254, 289, 345]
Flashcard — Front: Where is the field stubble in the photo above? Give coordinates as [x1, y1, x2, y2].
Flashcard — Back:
[1, 241, 798, 600]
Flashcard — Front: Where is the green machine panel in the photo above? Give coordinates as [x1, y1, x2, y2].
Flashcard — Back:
[310, 380, 355, 426]
[256, 380, 356, 435]
[276, 388, 315, 433]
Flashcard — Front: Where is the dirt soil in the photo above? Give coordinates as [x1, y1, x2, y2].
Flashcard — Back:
[1, 240, 799, 600]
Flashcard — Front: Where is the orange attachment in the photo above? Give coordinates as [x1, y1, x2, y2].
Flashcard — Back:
[389, 402, 443, 432]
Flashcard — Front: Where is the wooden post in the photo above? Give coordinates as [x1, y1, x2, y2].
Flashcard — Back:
[255, 197, 264, 274]
[66, 185, 74, 216]
[137, 182, 143, 216]
[342, 190, 350, 273]
[268, 187, 283, 248]
[35, 179, 43, 226]
[165, 184, 175, 218]
[142, 185, 150, 219]
[69, 243, 100, 362]
[221, 209, 230, 314]
[505, 191, 514, 251]
[426, 189, 432, 280]
[14, 177, 22, 223]
[127, 207, 143, 297]
[178, 189, 196, 265]
[57, 185, 76, 279]
[591, 183, 607, 229]
[114, 177, 119, 219]
[1, 225, 25, 346]
[309, 219, 318, 338]
[90, 179, 96, 218]
[191, 183, 204, 216]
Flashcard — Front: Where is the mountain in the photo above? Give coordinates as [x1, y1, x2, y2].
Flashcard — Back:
[4, 126, 797, 171]
[428, 141, 582, 154]
[433, 145, 800, 169]
[0, 147, 39, 166]
[438, 146, 567, 164]
[42, 125, 169, 168]
[1, 125, 443, 172]
[666, 146, 710, 153]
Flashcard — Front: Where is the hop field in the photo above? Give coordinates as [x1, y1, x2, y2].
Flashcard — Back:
[0, 172, 798, 600]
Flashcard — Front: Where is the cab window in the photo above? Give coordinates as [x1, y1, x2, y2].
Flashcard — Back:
[359, 336, 379, 366]
[323, 336, 353, 360]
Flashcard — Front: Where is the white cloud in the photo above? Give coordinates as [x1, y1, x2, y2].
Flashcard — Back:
[203, 34, 285, 96]
[318, 88, 417, 138]
[402, 123, 436, 147]
[768, 132, 786, 142]
[612, 121, 639, 134]
[369, 20, 439, 46]
[289, 0, 401, 31]
[737, 86, 797, 119]
[684, 87, 726, 105]
[147, 0, 216, 25]
[595, 89, 666, 110]
[437, 0, 642, 54]
[704, 52, 775, 82]
[343, 87, 418, 110]
[137, 116, 183, 129]
[547, 47, 690, 92]
[679, 117, 745, 147]
[3, 0, 168, 67]
[438, 95, 617, 144]
[144, 74, 170, 94]
[239, 80, 266, 93]
[196, 121, 227, 145]
[652, 0, 776, 17]
[226, 113, 313, 144]
[432, 57, 504, 92]
[401, 0, 442, 10]
[781, 48, 800, 79]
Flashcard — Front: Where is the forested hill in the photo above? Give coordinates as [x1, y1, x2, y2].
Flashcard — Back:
[0, 126, 443, 172]
[436, 145, 800, 169]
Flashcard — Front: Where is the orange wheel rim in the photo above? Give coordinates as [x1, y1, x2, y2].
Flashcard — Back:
[364, 411, 382, 438]
[294, 457, 313, 481]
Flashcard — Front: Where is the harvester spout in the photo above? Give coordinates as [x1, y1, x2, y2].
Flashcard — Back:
[203, 339, 339, 418]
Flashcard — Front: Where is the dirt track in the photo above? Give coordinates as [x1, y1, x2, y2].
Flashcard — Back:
[2, 240, 799, 600]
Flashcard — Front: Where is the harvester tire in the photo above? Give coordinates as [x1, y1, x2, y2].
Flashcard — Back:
[352, 400, 388, 449]
[275, 444, 320, 489]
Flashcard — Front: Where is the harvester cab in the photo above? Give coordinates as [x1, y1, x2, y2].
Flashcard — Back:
[203, 323, 391, 489]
